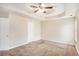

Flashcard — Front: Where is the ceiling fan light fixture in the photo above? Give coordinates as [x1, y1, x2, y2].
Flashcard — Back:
[30, 3, 53, 13]
[43, 11, 46, 13]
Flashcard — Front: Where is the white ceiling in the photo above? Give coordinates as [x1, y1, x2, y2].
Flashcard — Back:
[0, 3, 78, 20]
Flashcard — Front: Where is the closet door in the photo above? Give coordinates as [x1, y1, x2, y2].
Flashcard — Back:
[0, 18, 9, 50]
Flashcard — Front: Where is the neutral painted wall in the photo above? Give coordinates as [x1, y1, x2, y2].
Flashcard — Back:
[0, 18, 9, 50]
[65, 3, 79, 16]
[0, 12, 41, 50]
[41, 18, 75, 45]
[8, 13, 41, 49]
[27, 20, 41, 42]
[8, 13, 28, 49]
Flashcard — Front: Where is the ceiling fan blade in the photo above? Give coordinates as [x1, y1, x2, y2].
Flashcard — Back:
[45, 7, 53, 9]
[30, 6, 38, 8]
[34, 9, 39, 13]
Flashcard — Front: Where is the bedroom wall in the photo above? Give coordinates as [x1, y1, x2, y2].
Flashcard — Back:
[27, 19, 41, 42]
[0, 18, 9, 50]
[65, 3, 79, 16]
[8, 12, 41, 49]
[41, 17, 75, 45]
[8, 13, 28, 49]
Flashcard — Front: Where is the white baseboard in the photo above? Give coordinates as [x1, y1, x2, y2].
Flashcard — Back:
[0, 39, 41, 51]
[42, 39, 74, 46]
[0, 41, 29, 51]
[8, 41, 28, 50]
[27, 39, 41, 43]
[75, 44, 79, 55]
[0, 38, 74, 51]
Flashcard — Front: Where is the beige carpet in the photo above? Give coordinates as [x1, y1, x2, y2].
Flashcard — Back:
[0, 40, 78, 56]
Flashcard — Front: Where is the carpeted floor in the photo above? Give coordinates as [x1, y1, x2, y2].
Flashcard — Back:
[0, 40, 78, 56]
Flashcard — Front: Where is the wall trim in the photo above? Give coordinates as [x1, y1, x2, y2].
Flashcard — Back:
[8, 39, 41, 50]
[8, 41, 28, 50]
[75, 44, 79, 55]
[0, 39, 41, 51]
[0, 39, 74, 51]
[42, 39, 75, 46]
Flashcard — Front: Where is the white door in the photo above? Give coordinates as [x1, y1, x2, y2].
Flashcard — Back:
[0, 18, 9, 50]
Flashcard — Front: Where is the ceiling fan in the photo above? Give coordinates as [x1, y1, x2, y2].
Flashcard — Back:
[30, 3, 53, 13]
